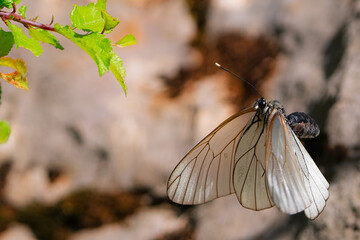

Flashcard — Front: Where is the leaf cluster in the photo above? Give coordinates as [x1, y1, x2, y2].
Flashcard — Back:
[0, 0, 137, 143]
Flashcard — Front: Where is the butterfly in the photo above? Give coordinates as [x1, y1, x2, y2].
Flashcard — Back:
[167, 65, 329, 220]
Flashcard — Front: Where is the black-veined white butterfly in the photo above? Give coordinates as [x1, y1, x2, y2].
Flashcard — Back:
[167, 64, 329, 220]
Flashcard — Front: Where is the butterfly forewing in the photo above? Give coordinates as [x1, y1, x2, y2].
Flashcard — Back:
[233, 111, 274, 210]
[266, 109, 329, 219]
[288, 128, 329, 219]
[266, 110, 312, 214]
[167, 107, 256, 205]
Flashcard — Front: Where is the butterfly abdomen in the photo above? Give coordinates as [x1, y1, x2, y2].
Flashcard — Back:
[286, 112, 320, 138]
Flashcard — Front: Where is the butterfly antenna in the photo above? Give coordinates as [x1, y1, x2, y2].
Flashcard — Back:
[215, 62, 262, 97]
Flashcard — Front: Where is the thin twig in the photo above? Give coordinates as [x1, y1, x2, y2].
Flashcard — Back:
[0, 9, 55, 31]
[49, 15, 54, 25]
[11, 2, 16, 14]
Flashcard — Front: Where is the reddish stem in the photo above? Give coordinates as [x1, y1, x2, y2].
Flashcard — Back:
[0, 7, 55, 31]
[11, 3, 16, 14]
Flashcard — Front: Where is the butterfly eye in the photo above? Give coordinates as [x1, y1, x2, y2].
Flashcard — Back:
[258, 97, 266, 109]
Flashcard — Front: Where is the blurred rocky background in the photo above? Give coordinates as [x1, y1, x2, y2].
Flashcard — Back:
[0, 0, 359, 239]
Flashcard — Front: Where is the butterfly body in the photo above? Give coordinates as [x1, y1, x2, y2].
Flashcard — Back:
[168, 97, 329, 220]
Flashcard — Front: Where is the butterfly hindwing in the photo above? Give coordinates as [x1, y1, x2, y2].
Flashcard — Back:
[233, 110, 274, 210]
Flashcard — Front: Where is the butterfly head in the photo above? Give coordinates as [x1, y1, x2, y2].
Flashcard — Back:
[255, 97, 267, 110]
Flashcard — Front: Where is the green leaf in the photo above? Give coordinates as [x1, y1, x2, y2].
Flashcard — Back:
[7, 21, 43, 57]
[110, 54, 126, 95]
[0, 28, 14, 57]
[0, 0, 20, 9]
[19, 5, 27, 17]
[116, 34, 137, 47]
[101, 11, 119, 33]
[70, 1, 118, 34]
[0, 120, 11, 144]
[94, 0, 119, 33]
[28, 27, 64, 50]
[55, 24, 112, 76]
[95, 0, 106, 10]
[70, 3, 105, 32]
[0, 56, 28, 90]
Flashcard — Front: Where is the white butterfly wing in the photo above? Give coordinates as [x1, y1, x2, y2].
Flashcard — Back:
[289, 129, 330, 220]
[233, 111, 274, 210]
[266, 110, 312, 214]
[167, 107, 256, 205]
[266, 110, 329, 219]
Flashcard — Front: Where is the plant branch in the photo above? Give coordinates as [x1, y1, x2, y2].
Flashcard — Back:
[0, 8, 55, 31]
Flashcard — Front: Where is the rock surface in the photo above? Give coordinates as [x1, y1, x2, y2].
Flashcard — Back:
[69, 208, 188, 240]
[0, 224, 36, 240]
